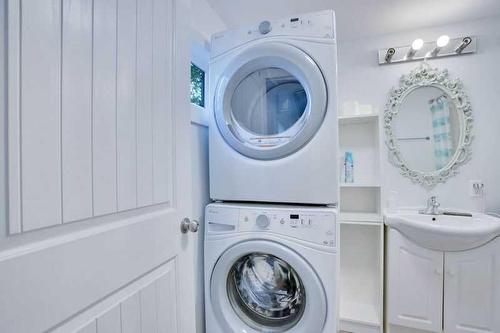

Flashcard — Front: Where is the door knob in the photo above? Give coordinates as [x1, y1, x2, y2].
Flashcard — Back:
[181, 217, 199, 233]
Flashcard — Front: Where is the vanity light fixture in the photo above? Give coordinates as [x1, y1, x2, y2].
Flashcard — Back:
[378, 35, 477, 65]
[385, 48, 396, 62]
[455, 36, 472, 53]
[412, 38, 424, 50]
[437, 35, 450, 48]
[407, 38, 424, 58]
[430, 35, 450, 56]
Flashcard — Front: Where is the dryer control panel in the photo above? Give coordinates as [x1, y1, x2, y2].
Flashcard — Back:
[205, 203, 338, 248]
[211, 10, 336, 58]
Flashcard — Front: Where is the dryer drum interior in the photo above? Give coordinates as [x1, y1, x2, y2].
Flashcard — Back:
[231, 68, 308, 137]
[226, 252, 306, 331]
[214, 42, 328, 160]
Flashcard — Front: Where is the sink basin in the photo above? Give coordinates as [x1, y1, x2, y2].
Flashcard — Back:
[385, 210, 500, 251]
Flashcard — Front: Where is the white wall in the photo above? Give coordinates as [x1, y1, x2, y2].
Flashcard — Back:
[190, 1, 225, 332]
[191, 123, 210, 333]
[338, 16, 500, 213]
[191, 0, 226, 40]
[1, 0, 6, 238]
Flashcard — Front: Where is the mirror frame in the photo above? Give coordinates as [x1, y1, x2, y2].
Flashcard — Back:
[384, 63, 474, 187]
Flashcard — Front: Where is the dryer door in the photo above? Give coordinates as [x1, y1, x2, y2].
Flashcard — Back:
[210, 240, 327, 333]
[214, 42, 327, 160]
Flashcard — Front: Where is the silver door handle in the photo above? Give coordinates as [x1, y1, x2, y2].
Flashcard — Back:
[180, 217, 199, 233]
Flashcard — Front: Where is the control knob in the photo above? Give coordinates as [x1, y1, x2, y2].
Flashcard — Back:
[256, 214, 270, 228]
[258, 21, 272, 34]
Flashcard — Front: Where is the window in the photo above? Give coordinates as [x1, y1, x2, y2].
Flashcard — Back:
[190, 33, 209, 126]
[190, 62, 205, 108]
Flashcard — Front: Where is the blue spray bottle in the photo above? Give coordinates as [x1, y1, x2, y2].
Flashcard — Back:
[344, 151, 354, 183]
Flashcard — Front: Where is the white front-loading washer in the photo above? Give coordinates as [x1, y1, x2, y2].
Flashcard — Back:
[204, 202, 339, 333]
[208, 10, 339, 205]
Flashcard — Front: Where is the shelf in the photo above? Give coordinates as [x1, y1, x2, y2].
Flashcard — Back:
[341, 220, 382, 226]
[341, 187, 381, 215]
[340, 212, 382, 224]
[340, 321, 381, 333]
[340, 225, 383, 332]
[339, 113, 379, 125]
[340, 301, 381, 327]
[340, 182, 381, 188]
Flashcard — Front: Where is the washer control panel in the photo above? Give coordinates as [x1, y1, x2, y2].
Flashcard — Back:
[205, 203, 338, 248]
[238, 207, 337, 248]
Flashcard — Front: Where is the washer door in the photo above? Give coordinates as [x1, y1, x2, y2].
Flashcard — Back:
[214, 42, 327, 160]
[211, 240, 327, 333]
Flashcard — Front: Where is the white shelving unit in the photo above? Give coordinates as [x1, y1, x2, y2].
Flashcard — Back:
[340, 183, 381, 188]
[339, 112, 385, 333]
[339, 113, 379, 125]
[340, 212, 382, 224]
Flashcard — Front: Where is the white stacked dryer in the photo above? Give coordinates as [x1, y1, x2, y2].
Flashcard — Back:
[205, 10, 340, 333]
[208, 10, 339, 205]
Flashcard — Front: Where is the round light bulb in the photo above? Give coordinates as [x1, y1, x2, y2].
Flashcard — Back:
[411, 38, 424, 50]
[437, 35, 450, 48]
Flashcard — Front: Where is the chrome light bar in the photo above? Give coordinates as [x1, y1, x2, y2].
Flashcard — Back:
[378, 36, 477, 65]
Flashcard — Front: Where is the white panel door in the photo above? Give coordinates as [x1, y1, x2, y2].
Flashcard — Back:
[97, 306, 122, 333]
[444, 237, 500, 333]
[152, 0, 174, 204]
[20, 0, 63, 231]
[136, 0, 154, 207]
[7, 0, 178, 234]
[92, 0, 118, 216]
[116, 0, 138, 212]
[0, 0, 196, 332]
[387, 229, 444, 332]
[64, 263, 180, 333]
[62, 0, 94, 222]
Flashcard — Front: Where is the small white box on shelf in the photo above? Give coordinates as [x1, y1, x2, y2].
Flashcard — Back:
[341, 101, 360, 116]
[341, 101, 379, 118]
[358, 105, 378, 116]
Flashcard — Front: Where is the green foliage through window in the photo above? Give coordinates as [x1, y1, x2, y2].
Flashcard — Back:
[190, 63, 205, 107]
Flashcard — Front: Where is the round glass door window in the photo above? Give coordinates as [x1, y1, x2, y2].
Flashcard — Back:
[226, 253, 306, 331]
[231, 68, 307, 137]
[214, 42, 327, 160]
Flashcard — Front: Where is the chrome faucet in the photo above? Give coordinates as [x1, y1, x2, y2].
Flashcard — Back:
[419, 196, 442, 215]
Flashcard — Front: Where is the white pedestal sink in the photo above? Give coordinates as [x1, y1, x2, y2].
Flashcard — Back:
[384, 210, 500, 251]
[385, 210, 500, 333]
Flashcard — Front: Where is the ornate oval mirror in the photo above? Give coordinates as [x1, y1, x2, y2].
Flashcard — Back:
[385, 63, 473, 187]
